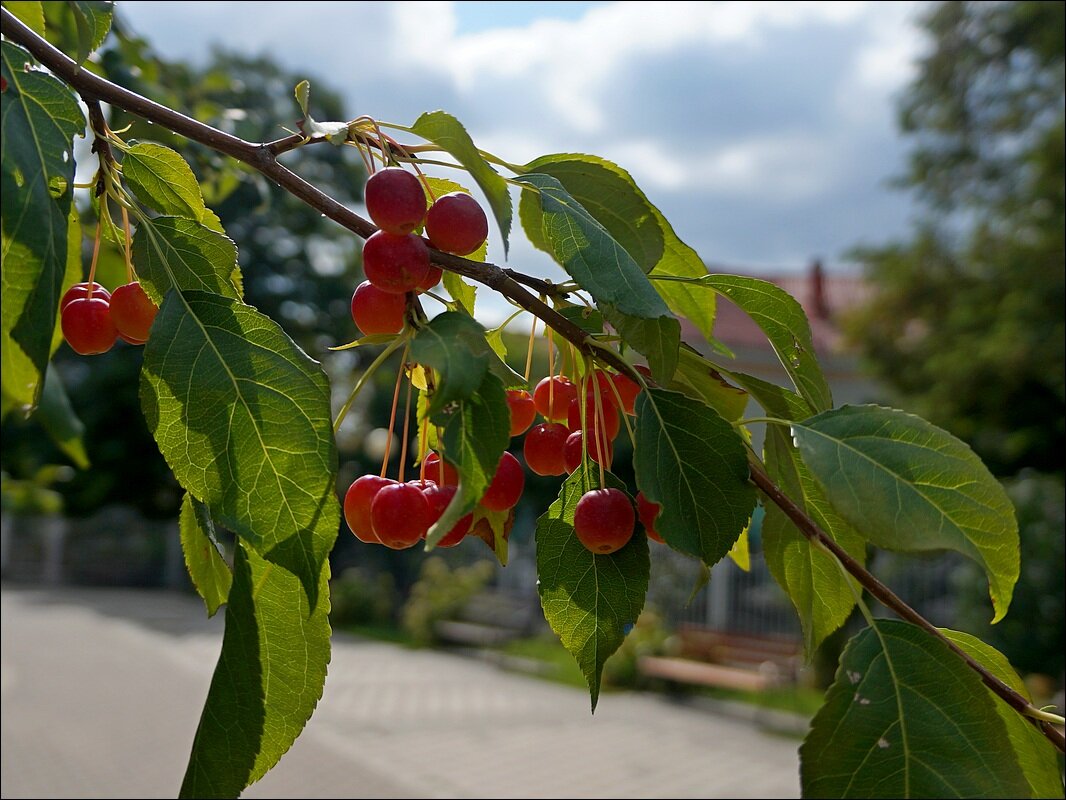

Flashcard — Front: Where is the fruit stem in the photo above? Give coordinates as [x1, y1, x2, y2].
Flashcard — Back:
[601, 364, 637, 447]
[590, 366, 609, 484]
[86, 219, 103, 299]
[418, 413, 429, 485]
[120, 206, 136, 283]
[380, 341, 410, 478]
[332, 335, 406, 434]
[523, 312, 538, 383]
[398, 368, 414, 483]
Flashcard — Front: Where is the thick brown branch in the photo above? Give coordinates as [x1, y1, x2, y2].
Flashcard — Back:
[749, 458, 1065, 753]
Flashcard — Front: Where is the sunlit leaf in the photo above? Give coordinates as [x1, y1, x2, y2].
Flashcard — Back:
[179, 493, 231, 618]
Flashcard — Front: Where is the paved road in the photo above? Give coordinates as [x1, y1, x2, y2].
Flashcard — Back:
[1, 586, 801, 798]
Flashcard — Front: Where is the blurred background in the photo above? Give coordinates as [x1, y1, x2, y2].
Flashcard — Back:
[2, 1, 1063, 797]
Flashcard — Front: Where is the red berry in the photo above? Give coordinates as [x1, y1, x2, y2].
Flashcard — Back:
[421, 483, 472, 547]
[636, 491, 665, 544]
[61, 297, 117, 355]
[371, 482, 432, 549]
[417, 265, 443, 292]
[563, 430, 613, 473]
[351, 280, 406, 335]
[506, 389, 536, 437]
[425, 192, 489, 256]
[612, 372, 642, 415]
[574, 488, 635, 555]
[365, 167, 426, 235]
[532, 376, 577, 422]
[567, 395, 620, 440]
[424, 452, 459, 487]
[344, 475, 396, 544]
[362, 231, 431, 294]
[109, 281, 158, 344]
[61, 281, 110, 310]
[523, 422, 570, 476]
[481, 451, 524, 511]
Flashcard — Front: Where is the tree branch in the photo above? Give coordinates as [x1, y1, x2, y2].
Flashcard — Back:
[749, 457, 1066, 753]
[4, 7, 1061, 754]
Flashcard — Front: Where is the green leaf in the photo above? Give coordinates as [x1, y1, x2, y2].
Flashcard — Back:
[426, 371, 510, 548]
[66, 1, 113, 64]
[762, 424, 865, 656]
[514, 173, 678, 380]
[1, 41, 83, 414]
[556, 304, 604, 336]
[292, 80, 348, 144]
[519, 152, 717, 344]
[792, 405, 1019, 622]
[179, 493, 231, 618]
[940, 629, 1064, 799]
[601, 306, 680, 384]
[523, 154, 664, 272]
[801, 619, 1030, 799]
[443, 271, 476, 315]
[179, 541, 330, 799]
[35, 363, 89, 469]
[407, 111, 512, 252]
[5, 2, 46, 36]
[48, 207, 81, 357]
[132, 216, 241, 304]
[634, 388, 755, 566]
[410, 311, 491, 419]
[123, 142, 212, 225]
[536, 467, 649, 711]
[140, 290, 339, 609]
[700, 274, 832, 413]
[672, 346, 749, 422]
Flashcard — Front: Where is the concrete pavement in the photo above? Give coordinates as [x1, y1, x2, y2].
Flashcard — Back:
[1, 586, 801, 798]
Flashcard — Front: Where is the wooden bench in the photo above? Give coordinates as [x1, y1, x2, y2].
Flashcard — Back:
[433, 590, 539, 648]
[638, 625, 802, 694]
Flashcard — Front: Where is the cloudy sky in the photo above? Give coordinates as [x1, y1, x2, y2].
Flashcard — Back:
[121, 1, 928, 285]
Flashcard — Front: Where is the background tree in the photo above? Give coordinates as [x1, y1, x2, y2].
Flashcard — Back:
[846, 0, 1065, 477]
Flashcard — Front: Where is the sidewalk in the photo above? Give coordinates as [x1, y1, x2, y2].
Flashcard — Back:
[1, 585, 801, 798]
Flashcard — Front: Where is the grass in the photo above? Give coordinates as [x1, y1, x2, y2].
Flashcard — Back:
[336, 621, 414, 646]
[496, 635, 589, 688]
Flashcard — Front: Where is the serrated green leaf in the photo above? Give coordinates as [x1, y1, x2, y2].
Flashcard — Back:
[697, 274, 831, 413]
[410, 311, 491, 419]
[727, 526, 751, 571]
[179, 541, 330, 799]
[442, 271, 476, 315]
[537, 467, 648, 711]
[801, 619, 1030, 799]
[5, 2, 46, 36]
[123, 142, 210, 223]
[179, 493, 231, 618]
[1, 41, 83, 414]
[407, 111, 512, 252]
[792, 405, 1019, 622]
[601, 306, 679, 384]
[132, 216, 241, 303]
[939, 629, 1064, 799]
[763, 424, 864, 657]
[48, 207, 81, 356]
[671, 347, 748, 421]
[426, 371, 510, 548]
[519, 153, 717, 344]
[556, 304, 604, 336]
[634, 388, 755, 566]
[140, 290, 339, 609]
[523, 154, 664, 272]
[66, 1, 113, 64]
[35, 363, 89, 469]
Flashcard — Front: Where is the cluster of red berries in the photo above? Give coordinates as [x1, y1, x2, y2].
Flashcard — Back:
[60, 280, 158, 355]
[350, 167, 489, 336]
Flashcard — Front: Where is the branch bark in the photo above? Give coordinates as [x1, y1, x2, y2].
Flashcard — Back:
[3, 6, 1061, 755]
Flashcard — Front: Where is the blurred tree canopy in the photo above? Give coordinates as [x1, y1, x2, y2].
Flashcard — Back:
[846, 0, 1064, 476]
[1, 9, 367, 518]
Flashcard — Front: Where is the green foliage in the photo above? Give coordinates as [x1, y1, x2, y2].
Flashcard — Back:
[400, 556, 495, 646]
[633, 388, 755, 566]
[36, 364, 89, 470]
[329, 567, 397, 628]
[802, 619, 1031, 799]
[536, 466, 649, 711]
[792, 404, 1019, 622]
[131, 216, 241, 302]
[848, 0, 1065, 475]
[141, 290, 339, 608]
[66, 1, 113, 64]
[180, 542, 331, 799]
[122, 142, 216, 227]
[1, 41, 83, 416]
[179, 493, 231, 618]
[410, 311, 491, 419]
